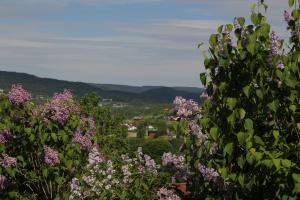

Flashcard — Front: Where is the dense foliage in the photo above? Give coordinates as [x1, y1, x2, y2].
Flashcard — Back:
[178, 0, 300, 199]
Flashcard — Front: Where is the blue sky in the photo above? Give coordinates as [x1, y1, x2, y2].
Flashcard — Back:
[0, 0, 288, 87]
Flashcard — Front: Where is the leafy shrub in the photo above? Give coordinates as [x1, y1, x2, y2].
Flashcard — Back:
[70, 147, 170, 200]
[181, 0, 300, 199]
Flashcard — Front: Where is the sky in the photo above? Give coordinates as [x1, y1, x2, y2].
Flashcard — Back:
[0, 0, 289, 87]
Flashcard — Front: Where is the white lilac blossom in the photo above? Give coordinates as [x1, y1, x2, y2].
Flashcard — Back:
[70, 178, 82, 199]
[276, 63, 285, 70]
[189, 122, 208, 146]
[162, 152, 187, 182]
[157, 187, 181, 200]
[173, 96, 199, 118]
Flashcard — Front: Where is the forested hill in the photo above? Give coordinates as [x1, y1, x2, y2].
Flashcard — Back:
[0, 71, 204, 103]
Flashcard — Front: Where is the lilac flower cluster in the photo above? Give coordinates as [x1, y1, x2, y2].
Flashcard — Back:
[0, 129, 11, 144]
[284, 10, 291, 22]
[80, 115, 96, 137]
[0, 153, 17, 168]
[276, 63, 285, 70]
[87, 147, 105, 168]
[157, 187, 181, 200]
[162, 152, 185, 170]
[70, 148, 160, 199]
[162, 152, 187, 182]
[136, 148, 160, 175]
[72, 129, 93, 151]
[8, 84, 31, 106]
[41, 89, 80, 125]
[70, 178, 82, 199]
[44, 145, 60, 166]
[270, 31, 280, 56]
[0, 175, 7, 189]
[173, 96, 199, 118]
[198, 164, 220, 183]
[189, 122, 208, 147]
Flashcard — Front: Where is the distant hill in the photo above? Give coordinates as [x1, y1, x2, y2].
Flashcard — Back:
[90, 83, 204, 94]
[0, 71, 204, 103]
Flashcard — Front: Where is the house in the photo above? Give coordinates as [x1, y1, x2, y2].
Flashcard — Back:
[147, 131, 157, 139]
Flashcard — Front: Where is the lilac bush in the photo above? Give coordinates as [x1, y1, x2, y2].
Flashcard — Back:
[70, 147, 165, 199]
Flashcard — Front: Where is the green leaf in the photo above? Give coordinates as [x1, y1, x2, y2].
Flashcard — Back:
[243, 86, 250, 97]
[227, 98, 237, 110]
[210, 127, 218, 141]
[272, 159, 281, 170]
[237, 132, 246, 145]
[237, 156, 245, 169]
[244, 119, 253, 131]
[293, 183, 300, 194]
[273, 130, 279, 140]
[289, 0, 295, 7]
[237, 17, 245, 26]
[281, 159, 292, 168]
[224, 142, 233, 156]
[256, 89, 263, 99]
[292, 174, 300, 183]
[200, 73, 207, 86]
[238, 174, 245, 186]
[209, 34, 217, 46]
[51, 132, 57, 142]
[267, 100, 279, 112]
[238, 109, 246, 119]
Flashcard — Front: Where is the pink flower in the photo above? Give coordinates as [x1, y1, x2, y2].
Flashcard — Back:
[72, 129, 93, 151]
[41, 89, 80, 125]
[0, 175, 7, 189]
[0, 153, 17, 168]
[173, 96, 198, 118]
[44, 145, 60, 166]
[270, 31, 280, 56]
[8, 84, 31, 106]
[0, 129, 11, 144]
[157, 187, 181, 200]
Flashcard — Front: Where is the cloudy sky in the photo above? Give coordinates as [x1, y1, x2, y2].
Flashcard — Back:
[0, 0, 289, 87]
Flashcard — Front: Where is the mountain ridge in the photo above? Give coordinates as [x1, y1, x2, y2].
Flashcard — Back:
[0, 70, 204, 103]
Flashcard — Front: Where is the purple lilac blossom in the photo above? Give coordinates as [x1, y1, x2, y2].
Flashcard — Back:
[198, 164, 220, 183]
[284, 10, 291, 22]
[8, 84, 31, 106]
[44, 145, 60, 166]
[157, 187, 181, 200]
[0, 153, 17, 168]
[0, 129, 11, 144]
[72, 129, 93, 151]
[0, 175, 7, 189]
[270, 31, 280, 56]
[41, 89, 80, 125]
